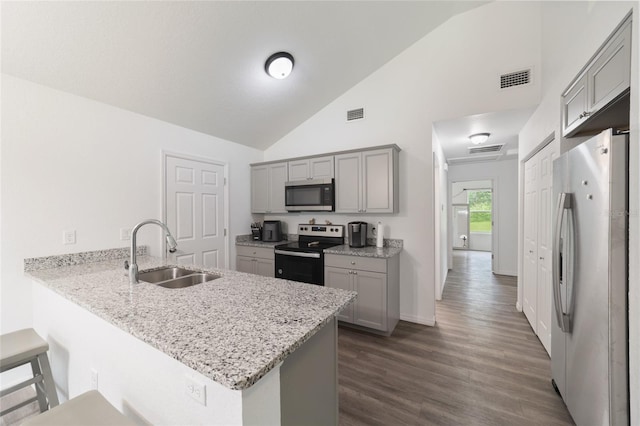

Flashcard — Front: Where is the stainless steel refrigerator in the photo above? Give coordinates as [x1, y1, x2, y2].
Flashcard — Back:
[551, 128, 628, 425]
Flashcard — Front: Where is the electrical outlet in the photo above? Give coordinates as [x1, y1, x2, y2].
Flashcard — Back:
[63, 230, 76, 245]
[120, 228, 131, 241]
[90, 369, 98, 390]
[185, 376, 206, 406]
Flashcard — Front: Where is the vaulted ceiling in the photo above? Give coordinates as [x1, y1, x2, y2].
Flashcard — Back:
[2, 1, 486, 150]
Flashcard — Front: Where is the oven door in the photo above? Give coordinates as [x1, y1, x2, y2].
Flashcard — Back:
[274, 250, 324, 285]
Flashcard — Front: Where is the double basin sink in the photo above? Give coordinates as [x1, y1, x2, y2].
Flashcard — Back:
[138, 267, 220, 289]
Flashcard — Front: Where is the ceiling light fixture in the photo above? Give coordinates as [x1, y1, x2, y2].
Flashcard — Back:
[265, 52, 294, 79]
[469, 133, 490, 145]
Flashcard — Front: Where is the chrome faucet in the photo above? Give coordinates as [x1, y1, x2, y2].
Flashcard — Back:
[128, 219, 178, 284]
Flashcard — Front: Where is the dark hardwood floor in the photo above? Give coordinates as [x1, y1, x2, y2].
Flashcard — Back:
[338, 250, 574, 426]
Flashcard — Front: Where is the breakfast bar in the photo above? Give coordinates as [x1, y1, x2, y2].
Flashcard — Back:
[24, 248, 356, 425]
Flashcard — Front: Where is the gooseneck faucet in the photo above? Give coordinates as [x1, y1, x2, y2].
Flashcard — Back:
[129, 219, 178, 284]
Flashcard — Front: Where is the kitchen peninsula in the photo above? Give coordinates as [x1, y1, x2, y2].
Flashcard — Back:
[24, 248, 356, 425]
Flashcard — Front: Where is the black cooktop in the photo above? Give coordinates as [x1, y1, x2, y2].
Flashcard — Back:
[275, 241, 341, 253]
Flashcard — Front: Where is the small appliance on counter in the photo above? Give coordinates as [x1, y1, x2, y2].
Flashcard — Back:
[348, 221, 368, 248]
[250, 222, 262, 241]
[262, 220, 282, 242]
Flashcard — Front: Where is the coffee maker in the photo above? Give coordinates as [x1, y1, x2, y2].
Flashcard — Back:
[262, 220, 282, 242]
[348, 221, 368, 248]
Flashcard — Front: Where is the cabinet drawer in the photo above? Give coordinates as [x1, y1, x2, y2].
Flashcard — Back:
[236, 245, 274, 260]
[325, 254, 386, 273]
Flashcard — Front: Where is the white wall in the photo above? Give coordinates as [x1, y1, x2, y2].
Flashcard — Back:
[517, 2, 639, 422]
[448, 159, 518, 275]
[432, 131, 448, 300]
[0, 75, 263, 335]
[263, 2, 541, 325]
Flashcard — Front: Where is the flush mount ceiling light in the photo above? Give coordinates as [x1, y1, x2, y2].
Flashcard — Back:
[469, 133, 491, 145]
[265, 52, 294, 79]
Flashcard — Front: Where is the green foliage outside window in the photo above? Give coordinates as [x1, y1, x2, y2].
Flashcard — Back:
[468, 190, 492, 232]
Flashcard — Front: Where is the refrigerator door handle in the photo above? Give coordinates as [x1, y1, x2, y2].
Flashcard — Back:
[553, 192, 572, 332]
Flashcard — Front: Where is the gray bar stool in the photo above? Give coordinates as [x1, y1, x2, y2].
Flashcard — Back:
[0, 328, 59, 416]
[21, 390, 136, 426]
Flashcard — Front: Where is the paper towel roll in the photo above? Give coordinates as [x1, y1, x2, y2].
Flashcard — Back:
[376, 221, 384, 248]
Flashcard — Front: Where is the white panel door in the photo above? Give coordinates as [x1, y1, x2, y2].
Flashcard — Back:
[536, 144, 556, 355]
[523, 158, 538, 330]
[166, 155, 226, 268]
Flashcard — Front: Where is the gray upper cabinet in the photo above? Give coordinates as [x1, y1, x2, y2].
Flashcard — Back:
[335, 147, 399, 214]
[334, 153, 361, 213]
[562, 15, 631, 137]
[562, 75, 588, 135]
[287, 156, 334, 181]
[251, 162, 288, 213]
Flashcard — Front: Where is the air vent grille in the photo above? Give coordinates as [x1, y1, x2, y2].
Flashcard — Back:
[347, 108, 364, 121]
[468, 144, 503, 154]
[500, 69, 530, 89]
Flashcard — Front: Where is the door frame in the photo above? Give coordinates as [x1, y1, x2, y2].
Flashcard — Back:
[449, 178, 497, 272]
[162, 151, 230, 269]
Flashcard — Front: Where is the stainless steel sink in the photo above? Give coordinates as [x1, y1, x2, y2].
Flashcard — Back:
[156, 273, 220, 289]
[138, 267, 194, 283]
[138, 267, 220, 289]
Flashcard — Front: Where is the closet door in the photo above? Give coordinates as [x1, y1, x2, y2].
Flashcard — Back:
[522, 142, 556, 356]
[536, 144, 555, 354]
[523, 158, 539, 331]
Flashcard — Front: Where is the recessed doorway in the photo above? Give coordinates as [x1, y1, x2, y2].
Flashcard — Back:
[451, 180, 493, 256]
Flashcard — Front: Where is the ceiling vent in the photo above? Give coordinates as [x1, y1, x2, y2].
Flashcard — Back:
[347, 108, 365, 122]
[500, 69, 531, 89]
[468, 144, 503, 154]
[448, 154, 501, 164]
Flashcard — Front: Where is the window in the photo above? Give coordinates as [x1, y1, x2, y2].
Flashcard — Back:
[468, 189, 492, 233]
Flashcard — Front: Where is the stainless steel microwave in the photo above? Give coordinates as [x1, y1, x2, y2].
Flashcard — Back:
[285, 178, 335, 212]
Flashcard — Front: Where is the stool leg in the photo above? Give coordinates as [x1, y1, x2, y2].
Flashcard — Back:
[37, 353, 59, 408]
[30, 359, 48, 413]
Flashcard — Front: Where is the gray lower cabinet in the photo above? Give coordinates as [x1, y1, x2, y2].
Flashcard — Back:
[236, 245, 274, 277]
[324, 253, 399, 335]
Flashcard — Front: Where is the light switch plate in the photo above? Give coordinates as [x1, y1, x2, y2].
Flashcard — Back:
[120, 228, 131, 240]
[63, 230, 76, 245]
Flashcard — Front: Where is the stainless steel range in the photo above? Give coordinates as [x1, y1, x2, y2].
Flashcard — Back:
[274, 224, 345, 285]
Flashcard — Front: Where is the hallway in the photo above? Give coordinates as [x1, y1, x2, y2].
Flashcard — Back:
[338, 250, 574, 425]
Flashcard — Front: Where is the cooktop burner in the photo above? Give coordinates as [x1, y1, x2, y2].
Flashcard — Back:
[275, 241, 342, 252]
[275, 224, 345, 253]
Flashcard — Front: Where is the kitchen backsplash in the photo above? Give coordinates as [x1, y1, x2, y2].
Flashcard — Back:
[24, 246, 148, 272]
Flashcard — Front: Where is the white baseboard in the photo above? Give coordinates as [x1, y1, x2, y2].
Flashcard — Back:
[516, 301, 522, 312]
[494, 269, 517, 277]
[400, 314, 436, 326]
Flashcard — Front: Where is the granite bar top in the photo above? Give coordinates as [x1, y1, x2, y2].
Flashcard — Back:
[25, 252, 356, 391]
[323, 244, 403, 258]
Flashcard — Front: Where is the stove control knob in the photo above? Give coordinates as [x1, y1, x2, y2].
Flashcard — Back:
[278, 269, 283, 274]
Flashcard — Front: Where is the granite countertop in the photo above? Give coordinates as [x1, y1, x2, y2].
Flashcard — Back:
[324, 244, 403, 259]
[235, 240, 286, 248]
[25, 254, 355, 391]
[235, 234, 291, 248]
